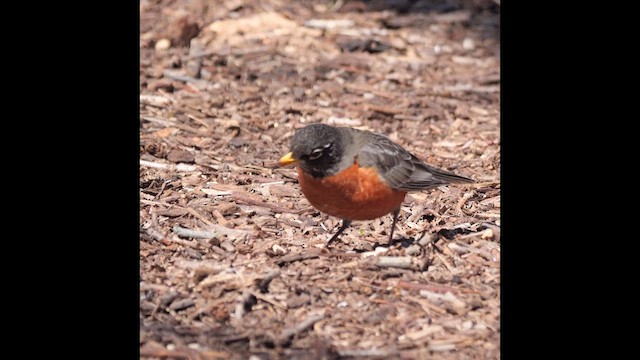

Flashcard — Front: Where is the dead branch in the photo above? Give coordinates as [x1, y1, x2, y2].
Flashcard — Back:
[186, 208, 215, 227]
[163, 70, 207, 85]
[173, 225, 220, 239]
[376, 256, 413, 269]
[140, 159, 198, 172]
[168, 235, 202, 249]
[234, 290, 257, 319]
[276, 248, 323, 266]
[139, 348, 202, 359]
[396, 280, 480, 294]
[419, 290, 467, 314]
[258, 269, 281, 293]
[140, 116, 209, 136]
[278, 313, 325, 346]
[249, 290, 287, 309]
[145, 227, 165, 242]
[337, 348, 399, 358]
[230, 193, 301, 214]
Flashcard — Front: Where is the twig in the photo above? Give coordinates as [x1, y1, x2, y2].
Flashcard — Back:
[344, 83, 395, 99]
[366, 104, 404, 115]
[168, 235, 201, 249]
[186, 113, 210, 129]
[278, 313, 325, 346]
[325, 116, 362, 126]
[182, 46, 272, 61]
[475, 212, 501, 218]
[196, 272, 254, 291]
[435, 84, 500, 94]
[435, 252, 463, 275]
[419, 290, 467, 314]
[376, 256, 413, 269]
[249, 290, 287, 309]
[140, 159, 198, 172]
[186, 39, 203, 79]
[211, 209, 229, 227]
[400, 325, 444, 341]
[235, 290, 257, 319]
[169, 298, 195, 311]
[276, 248, 323, 266]
[186, 208, 215, 227]
[140, 94, 172, 108]
[163, 70, 207, 85]
[139, 348, 197, 359]
[258, 269, 281, 293]
[396, 280, 480, 294]
[140, 116, 208, 136]
[337, 348, 399, 358]
[456, 191, 475, 215]
[151, 206, 158, 228]
[145, 227, 165, 242]
[183, 49, 222, 60]
[304, 19, 354, 30]
[230, 193, 301, 214]
[140, 199, 169, 207]
[173, 225, 220, 239]
[409, 296, 448, 316]
[447, 241, 493, 260]
[155, 179, 169, 199]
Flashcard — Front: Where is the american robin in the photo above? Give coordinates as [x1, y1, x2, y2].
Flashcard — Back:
[279, 123, 473, 245]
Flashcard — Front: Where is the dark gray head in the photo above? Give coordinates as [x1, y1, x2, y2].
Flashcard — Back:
[280, 124, 345, 178]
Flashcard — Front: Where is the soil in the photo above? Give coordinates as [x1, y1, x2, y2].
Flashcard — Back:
[140, 0, 500, 358]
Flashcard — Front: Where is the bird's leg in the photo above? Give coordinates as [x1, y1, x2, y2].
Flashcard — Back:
[327, 219, 352, 246]
[388, 208, 400, 243]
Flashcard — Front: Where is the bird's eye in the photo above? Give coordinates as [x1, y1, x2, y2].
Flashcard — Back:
[309, 148, 324, 160]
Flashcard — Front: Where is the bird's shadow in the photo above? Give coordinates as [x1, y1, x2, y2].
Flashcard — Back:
[331, 225, 476, 253]
[347, 229, 432, 253]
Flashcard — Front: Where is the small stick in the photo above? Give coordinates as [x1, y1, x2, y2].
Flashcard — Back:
[278, 313, 325, 346]
[258, 269, 281, 293]
[211, 209, 229, 227]
[396, 280, 480, 294]
[145, 227, 165, 242]
[168, 235, 201, 249]
[337, 348, 399, 357]
[139, 348, 200, 359]
[162, 70, 205, 84]
[140, 116, 208, 135]
[140, 199, 169, 206]
[186, 208, 215, 227]
[230, 194, 301, 214]
[151, 207, 158, 228]
[456, 191, 475, 215]
[234, 290, 257, 319]
[435, 252, 462, 275]
[410, 296, 448, 316]
[154, 179, 169, 199]
[366, 104, 404, 115]
[249, 290, 287, 309]
[276, 249, 322, 266]
[182, 46, 272, 61]
[140, 159, 198, 172]
[376, 256, 413, 269]
[173, 226, 219, 239]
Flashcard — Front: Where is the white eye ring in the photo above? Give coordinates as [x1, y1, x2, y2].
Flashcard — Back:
[309, 148, 323, 160]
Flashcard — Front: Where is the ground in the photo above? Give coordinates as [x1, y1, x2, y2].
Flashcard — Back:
[139, 0, 500, 358]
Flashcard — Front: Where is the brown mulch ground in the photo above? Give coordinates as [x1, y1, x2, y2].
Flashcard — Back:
[140, 0, 500, 358]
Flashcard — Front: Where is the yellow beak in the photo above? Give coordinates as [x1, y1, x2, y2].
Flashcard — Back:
[278, 152, 297, 166]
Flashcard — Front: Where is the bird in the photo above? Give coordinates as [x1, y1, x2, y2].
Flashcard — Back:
[278, 123, 474, 246]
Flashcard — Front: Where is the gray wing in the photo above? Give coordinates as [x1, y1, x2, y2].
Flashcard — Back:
[356, 132, 473, 191]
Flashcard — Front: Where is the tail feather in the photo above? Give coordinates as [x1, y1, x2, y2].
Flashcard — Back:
[400, 162, 474, 191]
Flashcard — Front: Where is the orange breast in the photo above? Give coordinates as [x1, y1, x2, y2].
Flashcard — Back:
[297, 163, 407, 220]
